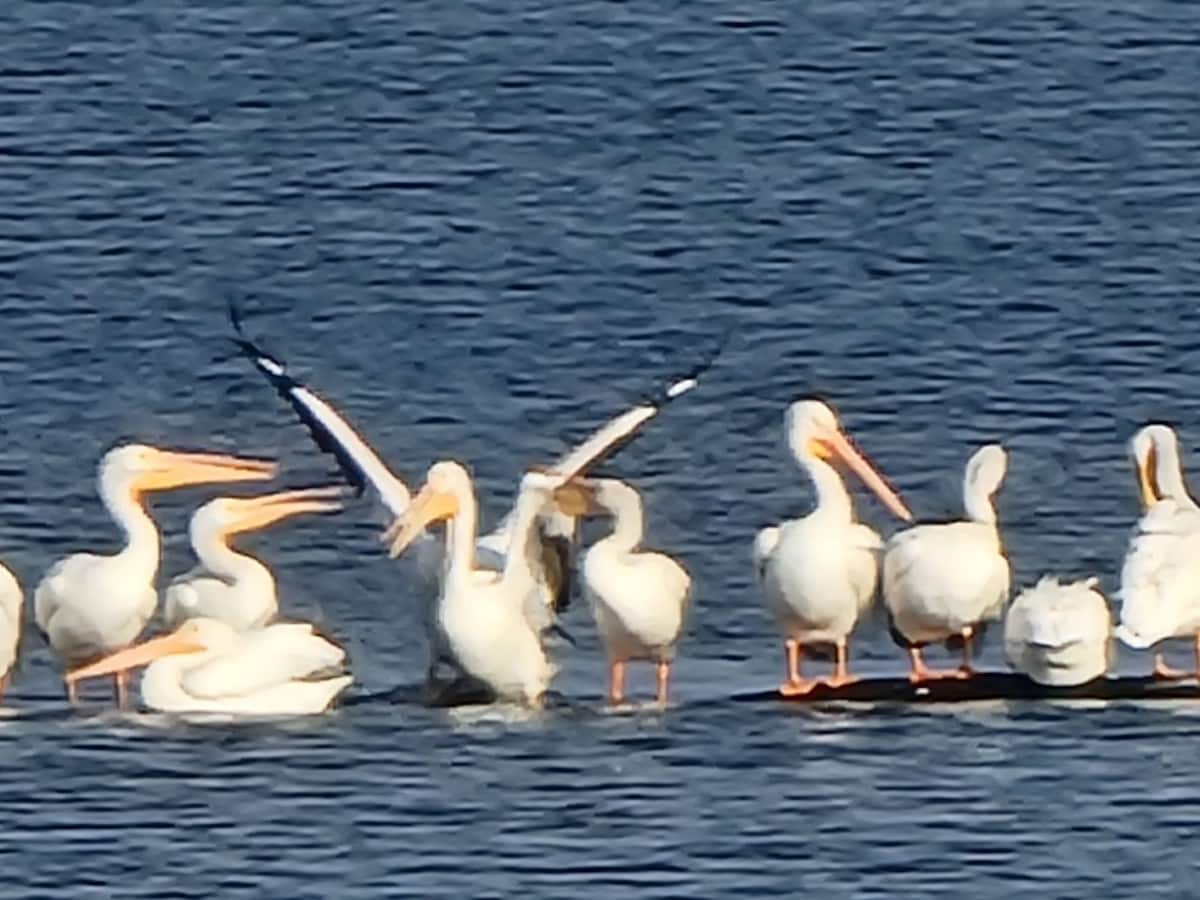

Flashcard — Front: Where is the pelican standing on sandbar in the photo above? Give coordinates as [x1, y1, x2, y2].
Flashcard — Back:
[882, 444, 1010, 682]
[34, 444, 277, 706]
[164, 486, 345, 631]
[1004, 576, 1112, 687]
[567, 477, 691, 706]
[755, 400, 913, 695]
[1117, 424, 1200, 678]
[66, 618, 351, 716]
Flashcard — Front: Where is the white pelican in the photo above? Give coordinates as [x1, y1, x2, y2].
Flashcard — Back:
[66, 618, 351, 715]
[34, 445, 277, 706]
[1004, 576, 1112, 687]
[384, 461, 579, 706]
[564, 477, 692, 705]
[230, 302, 715, 686]
[1117, 424, 1200, 678]
[0, 563, 21, 701]
[882, 444, 1010, 682]
[164, 486, 345, 631]
[755, 400, 913, 695]
[1128, 423, 1199, 514]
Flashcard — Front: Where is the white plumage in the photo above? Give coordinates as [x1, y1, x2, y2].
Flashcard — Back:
[575, 477, 691, 705]
[67, 618, 350, 716]
[755, 400, 913, 694]
[232, 320, 709, 692]
[385, 462, 580, 706]
[1004, 576, 1111, 686]
[1116, 424, 1200, 679]
[883, 444, 1011, 681]
[0, 563, 21, 700]
[33, 445, 277, 706]
[164, 486, 343, 631]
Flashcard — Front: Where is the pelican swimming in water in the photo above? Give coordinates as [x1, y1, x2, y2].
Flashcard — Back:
[566, 476, 691, 706]
[229, 302, 717, 688]
[164, 486, 345, 631]
[882, 444, 1010, 682]
[755, 400, 913, 695]
[1117, 424, 1200, 678]
[384, 462, 579, 706]
[34, 444, 277, 706]
[66, 618, 351, 716]
[0, 563, 21, 702]
[1004, 576, 1112, 687]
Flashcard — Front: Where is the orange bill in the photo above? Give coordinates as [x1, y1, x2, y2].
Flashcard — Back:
[381, 483, 458, 558]
[219, 485, 345, 536]
[823, 431, 913, 522]
[1135, 443, 1160, 511]
[66, 629, 207, 684]
[134, 449, 278, 492]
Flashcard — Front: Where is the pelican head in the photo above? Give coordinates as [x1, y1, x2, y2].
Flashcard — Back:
[384, 460, 474, 558]
[1129, 424, 1187, 511]
[190, 485, 345, 544]
[964, 444, 1007, 499]
[102, 444, 278, 497]
[66, 618, 235, 684]
[784, 399, 913, 521]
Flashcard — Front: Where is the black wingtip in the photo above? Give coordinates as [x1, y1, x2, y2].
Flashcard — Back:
[226, 302, 294, 387]
[227, 304, 371, 498]
[645, 327, 730, 407]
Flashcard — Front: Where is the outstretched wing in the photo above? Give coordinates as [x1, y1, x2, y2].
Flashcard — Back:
[230, 302, 411, 517]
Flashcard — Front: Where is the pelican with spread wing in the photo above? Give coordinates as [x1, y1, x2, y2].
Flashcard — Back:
[229, 303, 716, 688]
[384, 462, 581, 705]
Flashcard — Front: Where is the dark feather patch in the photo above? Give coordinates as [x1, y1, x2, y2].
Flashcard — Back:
[228, 300, 367, 497]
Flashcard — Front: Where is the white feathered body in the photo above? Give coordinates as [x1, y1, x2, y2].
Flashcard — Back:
[35, 554, 157, 667]
[163, 563, 276, 632]
[583, 540, 690, 663]
[883, 521, 1010, 644]
[436, 568, 555, 705]
[1117, 499, 1200, 649]
[141, 622, 350, 715]
[758, 515, 881, 646]
[0, 564, 22, 682]
[1004, 576, 1111, 686]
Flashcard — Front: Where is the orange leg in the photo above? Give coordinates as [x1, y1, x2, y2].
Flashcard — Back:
[819, 639, 857, 688]
[1153, 652, 1189, 680]
[115, 670, 130, 711]
[780, 639, 818, 696]
[655, 660, 671, 705]
[608, 660, 626, 705]
[956, 626, 977, 679]
[907, 647, 963, 683]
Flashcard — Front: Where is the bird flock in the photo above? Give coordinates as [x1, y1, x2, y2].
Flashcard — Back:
[0, 308, 1194, 717]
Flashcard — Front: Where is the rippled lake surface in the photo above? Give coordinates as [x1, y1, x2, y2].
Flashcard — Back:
[3, 1, 1200, 895]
